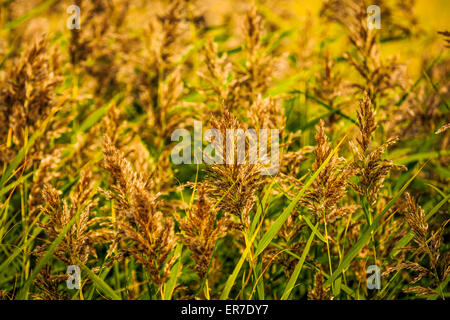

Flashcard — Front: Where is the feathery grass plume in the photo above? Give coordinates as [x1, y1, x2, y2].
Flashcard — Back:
[301, 120, 357, 224]
[33, 168, 99, 266]
[178, 184, 229, 279]
[321, 0, 419, 40]
[247, 95, 311, 184]
[101, 103, 179, 201]
[0, 0, 448, 301]
[69, 0, 130, 96]
[350, 92, 406, 205]
[386, 57, 450, 139]
[31, 168, 103, 299]
[101, 102, 133, 150]
[145, 66, 192, 151]
[377, 0, 420, 39]
[157, 0, 187, 70]
[404, 193, 429, 251]
[135, 1, 194, 154]
[27, 149, 62, 218]
[240, 3, 279, 104]
[279, 144, 314, 178]
[0, 290, 8, 300]
[197, 11, 278, 116]
[371, 0, 419, 39]
[146, 149, 180, 200]
[69, 0, 125, 65]
[403, 193, 448, 271]
[308, 270, 333, 300]
[279, 207, 305, 244]
[384, 193, 449, 298]
[0, 35, 62, 165]
[378, 214, 409, 259]
[198, 38, 245, 112]
[321, 0, 408, 107]
[295, 120, 357, 288]
[356, 91, 377, 153]
[102, 136, 177, 287]
[438, 31, 450, 48]
[247, 95, 286, 131]
[291, 13, 316, 70]
[313, 51, 353, 125]
[203, 110, 265, 229]
[32, 266, 69, 300]
[129, 0, 187, 114]
[402, 286, 438, 296]
[435, 123, 450, 134]
[272, 207, 310, 277]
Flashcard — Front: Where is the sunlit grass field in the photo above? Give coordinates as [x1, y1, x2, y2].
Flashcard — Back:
[0, 0, 449, 300]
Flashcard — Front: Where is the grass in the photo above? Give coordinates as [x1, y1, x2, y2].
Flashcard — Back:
[0, 0, 448, 300]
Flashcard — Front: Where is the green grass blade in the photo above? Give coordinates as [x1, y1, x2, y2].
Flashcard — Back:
[291, 90, 357, 124]
[281, 222, 318, 300]
[78, 94, 123, 133]
[423, 69, 449, 110]
[220, 224, 262, 299]
[0, 171, 34, 198]
[250, 179, 275, 235]
[0, 229, 38, 276]
[2, 0, 58, 31]
[390, 193, 449, 259]
[163, 244, 183, 300]
[271, 243, 360, 299]
[0, 108, 57, 190]
[255, 132, 348, 257]
[16, 207, 82, 299]
[302, 215, 326, 242]
[77, 259, 121, 300]
[325, 163, 426, 286]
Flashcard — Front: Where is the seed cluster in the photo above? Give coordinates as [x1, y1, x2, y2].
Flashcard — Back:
[0, 0, 448, 300]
